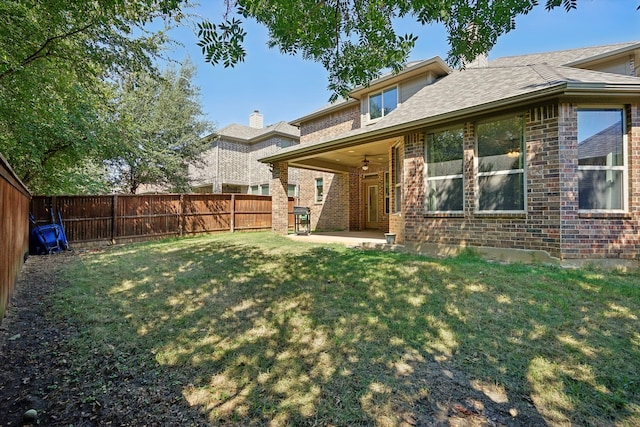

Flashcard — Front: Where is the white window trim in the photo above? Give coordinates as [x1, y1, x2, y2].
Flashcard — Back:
[475, 115, 527, 214]
[393, 144, 402, 214]
[368, 85, 399, 123]
[425, 128, 465, 213]
[384, 171, 390, 214]
[577, 106, 628, 213]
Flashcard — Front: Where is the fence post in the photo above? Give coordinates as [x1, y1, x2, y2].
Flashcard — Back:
[230, 194, 235, 233]
[112, 195, 118, 244]
[179, 194, 184, 237]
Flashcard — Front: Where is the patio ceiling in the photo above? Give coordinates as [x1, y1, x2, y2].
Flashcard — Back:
[285, 137, 398, 173]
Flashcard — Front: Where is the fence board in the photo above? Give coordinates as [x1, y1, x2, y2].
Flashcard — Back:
[30, 194, 296, 246]
[0, 154, 30, 321]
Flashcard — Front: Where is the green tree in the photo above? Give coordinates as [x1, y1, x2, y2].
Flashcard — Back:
[0, 0, 189, 194]
[106, 62, 212, 194]
[197, 0, 619, 100]
[0, 58, 114, 193]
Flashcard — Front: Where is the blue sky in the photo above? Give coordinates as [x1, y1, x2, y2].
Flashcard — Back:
[165, 2, 639, 130]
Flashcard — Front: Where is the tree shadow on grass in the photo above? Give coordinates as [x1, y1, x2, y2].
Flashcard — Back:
[72, 236, 640, 426]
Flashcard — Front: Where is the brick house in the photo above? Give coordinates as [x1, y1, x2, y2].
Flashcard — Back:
[190, 110, 300, 197]
[261, 42, 640, 266]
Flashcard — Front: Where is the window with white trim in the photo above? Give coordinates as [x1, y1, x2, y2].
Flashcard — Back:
[393, 145, 402, 213]
[578, 108, 626, 211]
[369, 86, 398, 120]
[384, 171, 390, 214]
[315, 178, 323, 203]
[426, 128, 464, 212]
[476, 116, 525, 211]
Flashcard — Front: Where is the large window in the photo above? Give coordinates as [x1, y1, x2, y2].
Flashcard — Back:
[393, 145, 402, 213]
[578, 108, 626, 211]
[426, 128, 464, 212]
[369, 87, 398, 120]
[315, 178, 324, 203]
[476, 116, 525, 211]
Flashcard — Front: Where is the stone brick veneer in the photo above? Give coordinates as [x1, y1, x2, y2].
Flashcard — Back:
[296, 104, 361, 231]
[300, 105, 361, 144]
[401, 103, 640, 262]
[271, 161, 289, 235]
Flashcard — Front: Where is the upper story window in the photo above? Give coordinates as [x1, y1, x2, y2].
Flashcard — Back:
[369, 86, 398, 120]
[426, 128, 464, 212]
[476, 116, 525, 212]
[578, 108, 626, 211]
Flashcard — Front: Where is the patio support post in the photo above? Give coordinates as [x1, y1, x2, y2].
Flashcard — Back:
[271, 161, 289, 235]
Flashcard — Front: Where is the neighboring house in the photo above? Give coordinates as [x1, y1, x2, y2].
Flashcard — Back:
[190, 110, 300, 197]
[261, 41, 640, 266]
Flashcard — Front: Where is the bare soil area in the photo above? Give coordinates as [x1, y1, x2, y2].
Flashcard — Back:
[0, 252, 208, 427]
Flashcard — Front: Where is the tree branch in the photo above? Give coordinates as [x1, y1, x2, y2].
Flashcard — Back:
[0, 22, 95, 81]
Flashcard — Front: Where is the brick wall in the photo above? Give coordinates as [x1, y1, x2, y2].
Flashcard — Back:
[271, 161, 289, 234]
[298, 170, 350, 231]
[402, 106, 563, 258]
[300, 105, 361, 144]
[298, 103, 361, 231]
[401, 103, 640, 261]
[250, 137, 300, 187]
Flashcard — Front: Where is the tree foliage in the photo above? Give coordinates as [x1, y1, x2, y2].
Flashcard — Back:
[197, 0, 625, 100]
[0, 0, 190, 194]
[106, 62, 212, 194]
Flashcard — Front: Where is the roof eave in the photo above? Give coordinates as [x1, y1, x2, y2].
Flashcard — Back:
[565, 42, 640, 68]
[261, 82, 640, 164]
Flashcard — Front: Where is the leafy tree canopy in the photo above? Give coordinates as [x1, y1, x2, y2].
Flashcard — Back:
[0, 0, 193, 194]
[106, 61, 212, 194]
[197, 0, 613, 100]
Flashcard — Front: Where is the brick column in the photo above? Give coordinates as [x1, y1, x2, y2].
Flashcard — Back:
[271, 161, 289, 235]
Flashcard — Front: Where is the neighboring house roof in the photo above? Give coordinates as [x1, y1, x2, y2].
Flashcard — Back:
[209, 121, 300, 144]
[579, 122, 623, 161]
[262, 63, 640, 164]
[488, 41, 640, 67]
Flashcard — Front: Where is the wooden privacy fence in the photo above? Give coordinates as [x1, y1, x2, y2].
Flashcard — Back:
[1, 154, 30, 320]
[30, 194, 295, 246]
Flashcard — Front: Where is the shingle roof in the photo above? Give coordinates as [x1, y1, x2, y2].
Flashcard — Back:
[216, 121, 299, 142]
[265, 64, 640, 160]
[488, 42, 640, 67]
[366, 64, 640, 132]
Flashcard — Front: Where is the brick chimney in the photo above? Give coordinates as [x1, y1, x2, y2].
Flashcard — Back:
[249, 110, 263, 129]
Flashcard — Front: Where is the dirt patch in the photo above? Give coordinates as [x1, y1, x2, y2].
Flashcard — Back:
[0, 251, 208, 426]
[1, 251, 546, 426]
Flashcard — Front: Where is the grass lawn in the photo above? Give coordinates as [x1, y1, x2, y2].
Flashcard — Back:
[54, 232, 640, 426]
